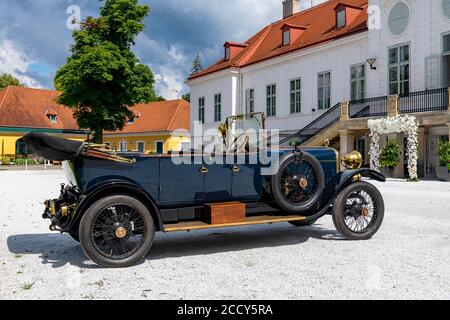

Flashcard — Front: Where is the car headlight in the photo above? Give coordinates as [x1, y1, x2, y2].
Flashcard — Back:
[341, 151, 363, 170]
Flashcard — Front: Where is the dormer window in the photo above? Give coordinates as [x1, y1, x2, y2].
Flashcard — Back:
[283, 29, 290, 46]
[336, 9, 346, 28]
[223, 42, 247, 61]
[128, 117, 135, 125]
[45, 109, 58, 123]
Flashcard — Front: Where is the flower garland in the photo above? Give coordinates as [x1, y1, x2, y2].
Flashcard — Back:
[368, 115, 419, 180]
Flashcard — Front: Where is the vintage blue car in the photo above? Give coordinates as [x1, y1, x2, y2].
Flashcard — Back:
[24, 112, 385, 268]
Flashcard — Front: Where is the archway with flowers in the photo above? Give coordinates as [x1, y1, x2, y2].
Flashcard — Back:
[368, 115, 419, 180]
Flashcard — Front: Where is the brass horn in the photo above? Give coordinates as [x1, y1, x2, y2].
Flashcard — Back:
[341, 151, 363, 170]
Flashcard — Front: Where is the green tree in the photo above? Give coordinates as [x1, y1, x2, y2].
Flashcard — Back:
[181, 93, 190, 102]
[0, 73, 23, 89]
[55, 0, 157, 143]
[191, 53, 203, 75]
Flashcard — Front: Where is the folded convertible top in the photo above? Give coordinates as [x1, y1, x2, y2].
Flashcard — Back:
[23, 132, 85, 161]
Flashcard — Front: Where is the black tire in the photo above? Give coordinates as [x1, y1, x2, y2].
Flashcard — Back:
[79, 195, 155, 268]
[271, 152, 325, 213]
[332, 182, 384, 240]
[289, 218, 319, 227]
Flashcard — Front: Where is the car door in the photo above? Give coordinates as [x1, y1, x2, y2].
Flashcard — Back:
[231, 152, 262, 201]
[159, 154, 204, 206]
[203, 153, 233, 202]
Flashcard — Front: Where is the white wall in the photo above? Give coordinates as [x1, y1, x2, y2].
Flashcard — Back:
[368, 0, 450, 96]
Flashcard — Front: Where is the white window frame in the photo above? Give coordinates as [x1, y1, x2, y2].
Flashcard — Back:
[337, 9, 346, 28]
[318, 71, 331, 110]
[136, 141, 145, 153]
[283, 29, 290, 46]
[198, 97, 205, 124]
[388, 43, 410, 95]
[214, 93, 222, 122]
[49, 115, 57, 123]
[290, 78, 302, 114]
[245, 88, 255, 114]
[266, 84, 277, 117]
[350, 63, 366, 101]
[155, 141, 164, 154]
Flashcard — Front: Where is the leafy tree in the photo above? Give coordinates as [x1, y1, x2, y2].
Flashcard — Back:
[191, 53, 203, 75]
[438, 140, 450, 170]
[0, 73, 23, 89]
[379, 140, 400, 170]
[181, 93, 190, 102]
[55, 0, 157, 143]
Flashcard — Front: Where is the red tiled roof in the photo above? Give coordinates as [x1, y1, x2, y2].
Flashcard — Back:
[106, 99, 190, 134]
[0, 86, 190, 133]
[0, 86, 79, 130]
[189, 0, 368, 80]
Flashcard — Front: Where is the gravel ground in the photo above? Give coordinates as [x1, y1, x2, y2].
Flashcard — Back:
[0, 170, 449, 300]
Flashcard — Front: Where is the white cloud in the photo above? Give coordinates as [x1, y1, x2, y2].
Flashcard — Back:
[0, 37, 42, 88]
[154, 66, 185, 100]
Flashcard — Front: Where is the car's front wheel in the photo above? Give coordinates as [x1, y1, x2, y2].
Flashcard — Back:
[79, 195, 155, 268]
[332, 182, 384, 240]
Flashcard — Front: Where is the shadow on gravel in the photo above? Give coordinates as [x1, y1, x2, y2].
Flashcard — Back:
[7, 224, 342, 267]
[148, 223, 343, 261]
[6, 233, 98, 269]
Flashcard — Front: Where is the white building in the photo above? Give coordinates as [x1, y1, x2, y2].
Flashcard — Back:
[187, 0, 450, 178]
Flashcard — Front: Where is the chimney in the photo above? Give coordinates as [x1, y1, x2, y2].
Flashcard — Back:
[283, 0, 313, 18]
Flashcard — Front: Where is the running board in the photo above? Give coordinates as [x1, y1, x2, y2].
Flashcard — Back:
[163, 214, 306, 232]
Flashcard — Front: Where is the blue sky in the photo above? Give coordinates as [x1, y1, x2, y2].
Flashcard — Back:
[0, 0, 324, 99]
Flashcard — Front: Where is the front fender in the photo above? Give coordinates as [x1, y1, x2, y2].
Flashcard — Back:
[66, 180, 163, 232]
[314, 169, 385, 216]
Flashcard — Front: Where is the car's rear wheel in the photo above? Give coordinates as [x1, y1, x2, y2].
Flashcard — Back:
[271, 152, 325, 213]
[79, 195, 155, 268]
[332, 182, 384, 240]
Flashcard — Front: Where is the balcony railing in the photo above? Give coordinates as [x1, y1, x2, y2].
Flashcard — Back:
[349, 96, 388, 119]
[399, 88, 449, 114]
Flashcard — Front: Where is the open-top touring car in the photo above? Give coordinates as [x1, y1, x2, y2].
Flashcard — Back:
[24, 112, 385, 268]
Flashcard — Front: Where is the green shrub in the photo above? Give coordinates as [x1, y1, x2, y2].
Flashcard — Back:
[438, 140, 450, 171]
[379, 140, 400, 169]
[14, 158, 37, 166]
[1, 157, 11, 166]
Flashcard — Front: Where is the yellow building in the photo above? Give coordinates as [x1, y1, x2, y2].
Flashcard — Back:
[103, 100, 191, 154]
[0, 86, 190, 158]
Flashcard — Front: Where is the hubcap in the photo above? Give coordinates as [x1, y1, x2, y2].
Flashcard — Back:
[299, 177, 308, 189]
[115, 227, 127, 239]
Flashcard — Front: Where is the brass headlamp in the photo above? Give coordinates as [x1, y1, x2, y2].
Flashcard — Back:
[341, 151, 363, 170]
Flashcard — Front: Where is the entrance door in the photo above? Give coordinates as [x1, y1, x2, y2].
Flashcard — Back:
[119, 141, 127, 152]
[155, 141, 164, 154]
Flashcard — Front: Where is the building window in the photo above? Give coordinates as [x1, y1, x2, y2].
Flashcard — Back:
[388, 2, 410, 36]
[180, 142, 191, 152]
[198, 97, 205, 124]
[119, 141, 127, 152]
[318, 72, 331, 110]
[444, 33, 450, 54]
[336, 9, 346, 28]
[128, 117, 135, 125]
[283, 29, 290, 46]
[49, 115, 57, 123]
[389, 44, 410, 95]
[245, 88, 255, 114]
[290, 78, 301, 113]
[214, 93, 222, 122]
[155, 141, 164, 154]
[136, 141, 145, 153]
[225, 47, 230, 60]
[350, 63, 366, 101]
[266, 84, 276, 117]
[443, 0, 450, 19]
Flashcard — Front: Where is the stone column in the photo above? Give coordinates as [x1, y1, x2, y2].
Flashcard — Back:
[339, 129, 355, 156]
[340, 101, 349, 121]
[387, 94, 399, 117]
